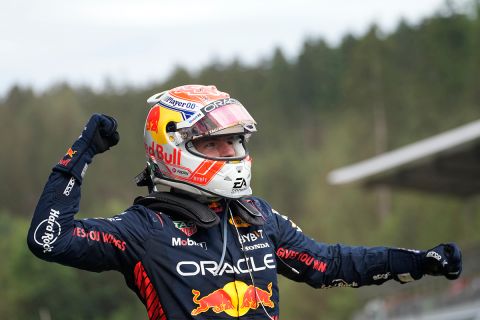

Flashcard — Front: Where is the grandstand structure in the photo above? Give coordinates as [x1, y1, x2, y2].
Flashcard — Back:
[328, 119, 480, 320]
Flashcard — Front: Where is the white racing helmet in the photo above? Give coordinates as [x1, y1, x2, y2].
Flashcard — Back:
[143, 85, 257, 198]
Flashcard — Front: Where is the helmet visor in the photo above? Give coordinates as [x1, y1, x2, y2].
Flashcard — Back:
[185, 134, 249, 161]
[176, 98, 256, 140]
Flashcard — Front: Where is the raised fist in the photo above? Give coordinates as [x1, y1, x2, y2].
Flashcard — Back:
[81, 114, 120, 154]
[422, 243, 462, 280]
[54, 114, 120, 182]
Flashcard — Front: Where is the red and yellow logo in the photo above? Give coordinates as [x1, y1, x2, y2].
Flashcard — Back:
[228, 216, 251, 228]
[145, 105, 182, 144]
[66, 148, 77, 158]
[191, 281, 274, 317]
[58, 148, 77, 167]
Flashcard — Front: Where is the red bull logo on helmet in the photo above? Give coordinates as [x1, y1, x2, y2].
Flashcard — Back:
[145, 142, 182, 166]
[191, 281, 274, 317]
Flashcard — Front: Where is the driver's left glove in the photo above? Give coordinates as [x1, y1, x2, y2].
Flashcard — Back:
[421, 243, 462, 280]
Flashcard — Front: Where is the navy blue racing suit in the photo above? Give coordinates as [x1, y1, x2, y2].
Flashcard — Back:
[27, 170, 426, 319]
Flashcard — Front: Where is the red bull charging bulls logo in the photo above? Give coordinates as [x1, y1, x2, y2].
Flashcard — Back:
[191, 281, 274, 317]
[58, 148, 78, 167]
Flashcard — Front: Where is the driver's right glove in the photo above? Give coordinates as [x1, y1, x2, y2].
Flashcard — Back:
[53, 113, 119, 183]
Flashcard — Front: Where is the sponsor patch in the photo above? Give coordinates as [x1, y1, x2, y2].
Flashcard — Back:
[164, 96, 197, 110]
[63, 177, 75, 196]
[33, 208, 61, 253]
[191, 281, 274, 317]
[66, 148, 77, 158]
[243, 243, 270, 251]
[176, 253, 276, 277]
[145, 142, 182, 165]
[81, 163, 88, 178]
[72, 227, 126, 251]
[233, 178, 247, 189]
[426, 251, 442, 261]
[276, 247, 327, 272]
[172, 237, 207, 250]
[173, 220, 198, 236]
[373, 272, 391, 281]
[238, 230, 264, 244]
[58, 148, 78, 167]
[201, 98, 241, 114]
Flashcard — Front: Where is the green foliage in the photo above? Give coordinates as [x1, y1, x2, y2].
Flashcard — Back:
[0, 213, 146, 319]
[2, 2, 480, 319]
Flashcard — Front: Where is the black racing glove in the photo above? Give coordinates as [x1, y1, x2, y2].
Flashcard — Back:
[53, 114, 119, 183]
[421, 243, 462, 280]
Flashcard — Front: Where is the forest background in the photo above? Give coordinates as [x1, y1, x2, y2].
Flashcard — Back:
[1, 2, 480, 319]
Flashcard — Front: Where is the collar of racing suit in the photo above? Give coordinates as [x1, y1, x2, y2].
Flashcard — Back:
[133, 191, 265, 228]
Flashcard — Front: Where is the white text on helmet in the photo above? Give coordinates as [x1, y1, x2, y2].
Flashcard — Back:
[164, 96, 197, 109]
[201, 98, 241, 114]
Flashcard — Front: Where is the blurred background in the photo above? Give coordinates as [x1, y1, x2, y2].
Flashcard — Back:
[1, 0, 480, 319]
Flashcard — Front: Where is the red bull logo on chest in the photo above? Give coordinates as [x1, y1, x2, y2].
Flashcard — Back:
[191, 281, 274, 317]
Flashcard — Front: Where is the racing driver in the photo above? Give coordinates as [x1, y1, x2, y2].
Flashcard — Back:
[28, 84, 462, 320]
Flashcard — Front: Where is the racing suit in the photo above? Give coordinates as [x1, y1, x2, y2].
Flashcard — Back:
[27, 170, 428, 320]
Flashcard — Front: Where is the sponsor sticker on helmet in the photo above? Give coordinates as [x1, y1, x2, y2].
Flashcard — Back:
[201, 98, 241, 114]
[145, 142, 182, 165]
[171, 167, 191, 178]
[164, 96, 197, 110]
[232, 177, 248, 194]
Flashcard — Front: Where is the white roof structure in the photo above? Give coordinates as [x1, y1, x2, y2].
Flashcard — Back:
[327, 119, 480, 197]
